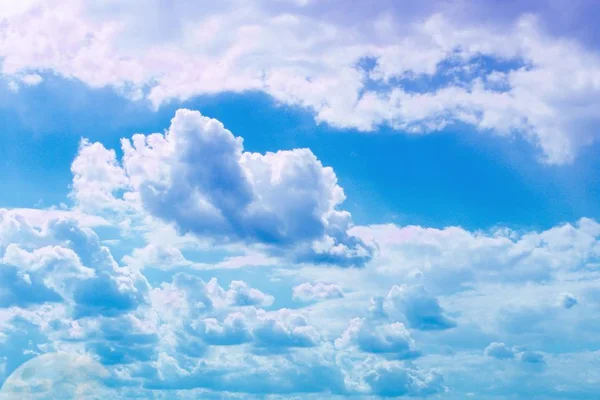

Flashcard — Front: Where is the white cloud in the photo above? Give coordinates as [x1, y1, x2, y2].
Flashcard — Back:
[292, 282, 344, 302]
[363, 360, 445, 397]
[386, 285, 456, 331]
[151, 273, 272, 315]
[19, 73, 42, 86]
[197, 312, 252, 346]
[252, 308, 321, 350]
[351, 218, 600, 292]
[72, 109, 373, 266]
[335, 318, 417, 359]
[484, 342, 515, 360]
[1, 2, 600, 162]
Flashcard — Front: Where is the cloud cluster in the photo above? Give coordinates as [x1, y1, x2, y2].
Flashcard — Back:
[0, 210, 148, 318]
[2, 203, 600, 398]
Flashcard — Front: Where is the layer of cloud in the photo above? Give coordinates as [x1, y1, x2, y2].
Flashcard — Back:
[2, 205, 600, 398]
[2, 1, 600, 162]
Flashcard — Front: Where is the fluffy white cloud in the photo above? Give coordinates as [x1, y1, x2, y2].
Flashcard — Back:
[1, 1, 600, 162]
[292, 282, 344, 302]
[70, 139, 131, 215]
[72, 109, 373, 266]
[199, 313, 252, 346]
[151, 273, 272, 315]
[484, 342, 515, 360]
[336, 318, 417, 360]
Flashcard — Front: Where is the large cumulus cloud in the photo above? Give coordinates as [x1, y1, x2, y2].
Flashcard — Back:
[71, 109, 373, 266]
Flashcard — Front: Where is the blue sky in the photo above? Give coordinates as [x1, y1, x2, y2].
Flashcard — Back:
[0, 1, 600, 399]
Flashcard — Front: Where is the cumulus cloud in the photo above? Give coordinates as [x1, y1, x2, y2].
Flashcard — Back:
[335, 318, 418, 360]
[0, 210, 148, 318]
[386, 285, 456, 331]
[71, 109, 373, 266]
[518, 350, 547, 373]
[558, 293, 578, 309]
[227, 281, 275, 307]
[484, 342, 515, 360]
[153, 273, 273, 314]
[364, 361, 445, 397]
[143, 348, 347, 395]
[253, 309, 321, 351]
[2, 1, 600, 162]
[292, 282, 344, 302]
[198, 313, 252, 346]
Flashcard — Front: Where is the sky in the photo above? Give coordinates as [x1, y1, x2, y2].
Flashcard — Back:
[0, 0, 599, 399]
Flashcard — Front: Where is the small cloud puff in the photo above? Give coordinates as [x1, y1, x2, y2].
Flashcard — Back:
[484, 342, 515, 360]
[335, 318, 418, 360]
[292, 282, 344, 302]
[519, 350, 546, 365]
[558, 292, 578, 309]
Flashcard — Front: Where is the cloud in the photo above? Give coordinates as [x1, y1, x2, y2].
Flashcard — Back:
[82, 314, 159, 365]
[3, 205, 597, 397]
[72, 109, 373, 266]
[70, 139, 131, 215]
[252, 309, 320, 351]
[0, 352, 110, 399]
[351, 218, 600, 293]
[518, 350, 547, 373]
[0, 263, 62, 308]
[363, 361, 445, 397]
[484, 342, 515, 359]
[227, 281, 274, 307]
[143, 348, 347, 395]
[386, 285, 456, 331]
[199, 313, 252, 346]
[335, 318, 418, 360]
[292, 282, 344, 302]
[153, 273, 273, 314]
[558, 293, 578, 309]
[0, 211, 148, 318]
[2, 2, 600, 162]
